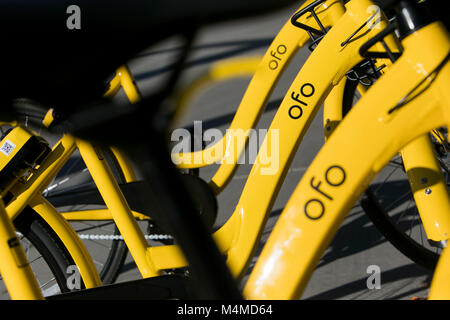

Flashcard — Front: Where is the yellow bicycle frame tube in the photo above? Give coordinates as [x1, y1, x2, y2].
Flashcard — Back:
[62, 209, 149, 221]
[244, 21, 450, 299]
[64, 65, 144, 222]
[1, 2, 347, 293]
[323, 77, 348, 140]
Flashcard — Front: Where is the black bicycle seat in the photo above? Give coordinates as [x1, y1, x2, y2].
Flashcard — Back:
[0, 0, 299, 118]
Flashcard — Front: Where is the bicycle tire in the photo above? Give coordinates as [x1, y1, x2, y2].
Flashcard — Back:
[342, 78, 441, 271]
[1, 206, 81, 298]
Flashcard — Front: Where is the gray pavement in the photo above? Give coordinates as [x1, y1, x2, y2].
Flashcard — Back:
[112, 3, 433, 299]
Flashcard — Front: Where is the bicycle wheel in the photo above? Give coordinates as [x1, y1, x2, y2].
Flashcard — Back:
[0, 206, 79, 299]
[342, 78, 443, 271]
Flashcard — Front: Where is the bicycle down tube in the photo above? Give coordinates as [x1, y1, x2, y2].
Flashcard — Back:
[51, 0, 350, 279]
[111, 0, 402, 278]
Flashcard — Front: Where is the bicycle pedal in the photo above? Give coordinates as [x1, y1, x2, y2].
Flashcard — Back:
[47, 274, 191, 300]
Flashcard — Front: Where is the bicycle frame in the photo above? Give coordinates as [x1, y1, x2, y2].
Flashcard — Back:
[244, 20, 450, 299]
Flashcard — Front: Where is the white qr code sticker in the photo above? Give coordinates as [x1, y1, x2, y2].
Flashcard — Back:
[0, 140, 16, 156]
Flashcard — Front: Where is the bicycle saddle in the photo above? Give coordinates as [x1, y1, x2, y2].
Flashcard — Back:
[0, 0, 299, 119]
